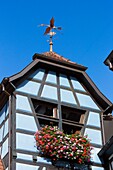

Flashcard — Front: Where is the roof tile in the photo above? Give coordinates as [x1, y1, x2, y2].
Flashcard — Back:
[43, 51, 75, 64]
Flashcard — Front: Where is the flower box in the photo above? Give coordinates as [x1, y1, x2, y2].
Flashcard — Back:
[52, 159, 90, 169]
[35, 125, 92, 169]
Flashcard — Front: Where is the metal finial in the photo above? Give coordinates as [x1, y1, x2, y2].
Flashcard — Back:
[39, 17, 62, 52]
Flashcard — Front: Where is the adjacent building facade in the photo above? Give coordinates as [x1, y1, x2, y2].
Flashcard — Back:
[98, 51, 113, 170]
[0, 51, 112, 170]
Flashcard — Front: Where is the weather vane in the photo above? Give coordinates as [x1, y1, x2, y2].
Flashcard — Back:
[39, 17, 62, 52]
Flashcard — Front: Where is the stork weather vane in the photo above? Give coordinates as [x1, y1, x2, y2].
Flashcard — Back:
[39, 17, 62, 52]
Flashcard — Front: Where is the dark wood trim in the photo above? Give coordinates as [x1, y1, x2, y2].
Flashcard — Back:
[9, 60, 39, 82]
[28, 97, 40, 130]
[11, 95, 16, 154]
[0, 56, 112, 112]
[37, 70, 48, 98]
[16, 129, 35, 135]
[68, 76, 80, 106]
[33, 53, 88, 71]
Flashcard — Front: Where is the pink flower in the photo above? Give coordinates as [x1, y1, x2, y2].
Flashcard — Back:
[34, 125, 92, 164]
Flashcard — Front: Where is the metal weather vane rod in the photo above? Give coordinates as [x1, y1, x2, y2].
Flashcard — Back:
[39, 17, 62, 52]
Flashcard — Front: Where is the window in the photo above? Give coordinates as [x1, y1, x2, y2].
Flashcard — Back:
[62, 123, 82, 134]
[32, 99, 59, 128]
[61, 106, 85, 134]
[32, 98, 85, 134]
[61, 106, 85, 124]
[32, 99, 58, 119]
[38, 118, 58, 128]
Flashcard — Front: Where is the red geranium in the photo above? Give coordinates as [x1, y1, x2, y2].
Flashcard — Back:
[34, 125, 92, 164]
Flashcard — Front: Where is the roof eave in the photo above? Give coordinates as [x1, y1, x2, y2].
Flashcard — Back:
[33, 53, 88, 71]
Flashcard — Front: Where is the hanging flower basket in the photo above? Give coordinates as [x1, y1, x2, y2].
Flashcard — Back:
[35, 125, 92, 167]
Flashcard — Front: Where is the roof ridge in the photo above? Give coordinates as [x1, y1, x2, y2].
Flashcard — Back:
[42, 51, 75, 64]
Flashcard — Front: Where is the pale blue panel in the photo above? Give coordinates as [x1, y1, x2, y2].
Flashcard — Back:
[76, 93, 100, 110]
[0, 110, 5, 125]
[59, 74, 70, 87]
[41, 85, 58, 100]
[29, 69, 45, 81]
[16, 95, 32, 113]
[16, 113, 38, 132]
[37, 156, 52, 165]
[111, 162, 113, 169]
[46, 71, 57, 84]
[87, 112, 101, 128]
[17, 153, 33, 161]
[1, 138, 8, 158]
[91, 166, 104, 170]
[0, 103, 8, 125]
[16, 80, 40, 96]
[16, 163, 40, 170]
[4, 119, 8, 137]
[16, 133, 37, 152]
[91, 147, 102, 164]
[0, 126, 3, 142]
[84, 128, 102, 145]
[70, 76, 86, 92]
[60, 89, 77, 105]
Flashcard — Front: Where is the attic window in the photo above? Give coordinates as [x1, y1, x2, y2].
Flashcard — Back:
[61, 106, 85, 124]
[62, 123, 82, 134]
[61, 106, 85, 134]
[38, 118, 58, 128]
[32, 99, 58, 119]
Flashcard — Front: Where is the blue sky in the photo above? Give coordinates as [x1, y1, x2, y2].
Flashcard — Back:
[0, 0, 113, 102]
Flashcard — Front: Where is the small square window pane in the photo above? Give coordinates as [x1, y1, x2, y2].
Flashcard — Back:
[70, 76, 86, 92]
[16, 133, 37, 152]
[37, 156, 52, 165]
[17, 153, 33, 161]
[4, 119, 8, 138]
[91, 166, 104, 170]
[1, 138, 8, 158]
[87, 112, 101, 128]
[41, 85, 58, 100]
[59, 74, 70, 88]
[91, 147, 102, 164]
[46, 71, 57, 84]
[29, 69, 45, 81]
[60, 89, 77, 105]
[16, 80, 40, 96]
[84, 128, 102, 145]
[0, 126, 3, 142]
[0, 103, 8, 125]
[16, 113, 38, 132]
[16, 163, 40, 170]
[76, 93, 100, 110]
[16, 95, 32, 113]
